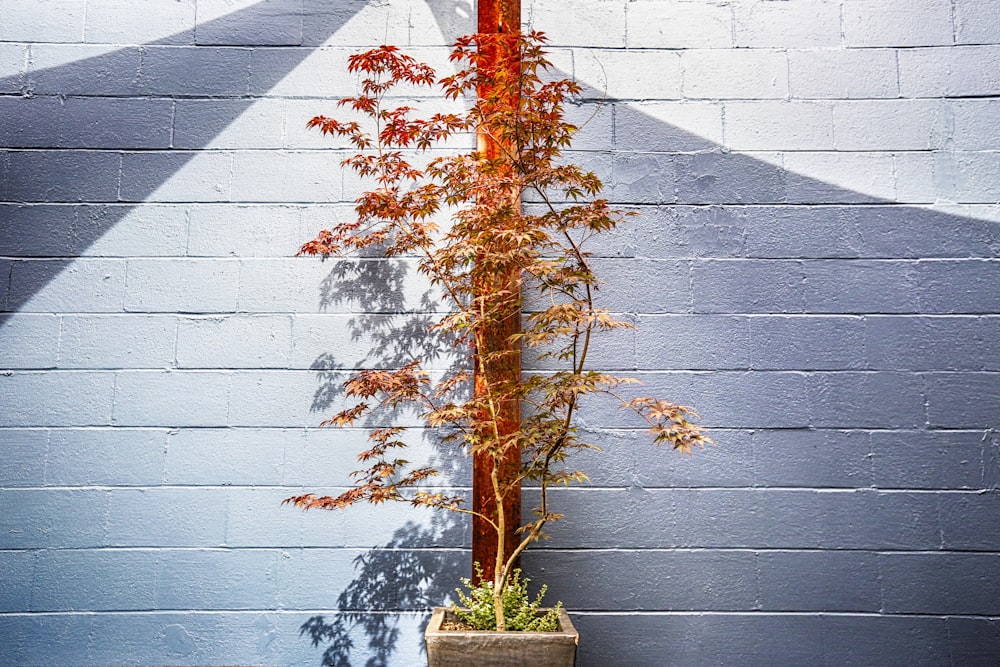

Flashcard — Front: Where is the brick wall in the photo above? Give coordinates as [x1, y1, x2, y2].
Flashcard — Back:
[1, 1, 998, 665]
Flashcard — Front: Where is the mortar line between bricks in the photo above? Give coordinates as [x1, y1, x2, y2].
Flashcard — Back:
[838, 2, 846, 46]
[107, 366, 119, 426]
[169, 310, 180, 369]
[0, 83, 975, 99]
[3, 426, 991, 434]
[2, 257, 11, 310]
[4, 369, 1000, 377]
[12, 204, 1000, 215]
[564, 610, 1000, 619]
[40, 427, 52, 486]
[4, 199, 999, 209]
[158, 427, 169, 485]
[5, 256, 998, 263]
[606, 201, 1000, 208]
[4, 608, 997, 618]
[79, 0, 89, 42]
[893, 47, 903, 96]
[99, 486, 111, 548]
[1, 609, 997, 619]
[15, 146, 1000, 154]
[0, 609, 437, 618]
[525, 547, 1000, 555]
[575, 93, 1000, 102]
[948, 0, 959, 44]
[622, 0, 630, 48]
[0, 93, 457, 102]
[0, 546, 473, 553]
[531, 485, 999, 493]
[19, 44, 30, 87]
[751, 549, 763, 611]
[179, 40, 1000, 53]
[168, 99, 176, 149]
[562, 44, 1000, 53]
[0, 368, 988, 378]
[3, 484, 994, 494]
[2, 484, 473, 491]
[21, 251, 994, 262]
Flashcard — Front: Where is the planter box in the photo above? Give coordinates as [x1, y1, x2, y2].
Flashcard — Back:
[425, 607, 578, 667]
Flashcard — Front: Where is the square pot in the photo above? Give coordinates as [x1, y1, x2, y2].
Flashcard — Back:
[424, 607, 578, 667]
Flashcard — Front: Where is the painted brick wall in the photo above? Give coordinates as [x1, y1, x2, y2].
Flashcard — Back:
[1, 1, 998, 665]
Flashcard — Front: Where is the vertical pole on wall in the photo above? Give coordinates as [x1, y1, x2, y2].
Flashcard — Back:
[472, 0, 522, 584]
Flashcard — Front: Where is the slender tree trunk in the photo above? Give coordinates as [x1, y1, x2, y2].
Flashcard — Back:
[471, 0, 522, 587]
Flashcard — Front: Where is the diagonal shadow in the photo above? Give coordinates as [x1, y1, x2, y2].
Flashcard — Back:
[0, 0, 371, 323]
[0, 0, 483, 323]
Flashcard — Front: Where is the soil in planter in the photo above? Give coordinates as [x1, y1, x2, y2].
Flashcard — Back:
[440, 619, 475, 631]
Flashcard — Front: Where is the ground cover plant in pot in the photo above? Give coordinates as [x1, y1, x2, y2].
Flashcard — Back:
[284, 30, 710, 662]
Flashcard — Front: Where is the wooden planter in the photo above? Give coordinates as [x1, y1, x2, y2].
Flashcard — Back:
[424, 607, 578, 667]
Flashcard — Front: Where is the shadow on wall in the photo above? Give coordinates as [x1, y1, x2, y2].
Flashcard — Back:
[309, 256, 462, 412]
[290, 50, 1000, 667]
[0, 0, 473, 323]
[300, 514, 465, 667]
[304, 248, 471, 664]
[0, 0, 356, 322]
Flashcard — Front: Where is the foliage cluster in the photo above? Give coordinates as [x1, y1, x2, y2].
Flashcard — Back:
[284, 31, 710, 631]
[452, 565, 560, 632]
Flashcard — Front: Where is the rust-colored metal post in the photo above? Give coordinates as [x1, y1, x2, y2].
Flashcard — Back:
[472, 0, 522, 585]
[478, 0, 520, 39]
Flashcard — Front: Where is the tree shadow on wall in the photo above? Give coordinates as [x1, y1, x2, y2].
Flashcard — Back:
[307, 255, 466, 412]
[309, 256, 461, 412]
[301, 254, 471, 665]
[300, 512, 466, 667]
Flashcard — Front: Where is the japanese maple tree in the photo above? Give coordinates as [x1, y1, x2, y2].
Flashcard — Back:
[284, 31, 710, 631]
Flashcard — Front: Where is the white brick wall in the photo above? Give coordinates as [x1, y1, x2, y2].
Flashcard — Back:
[954, 0, 1000, 44]
[898, 45, 1000, 96]
[734, 0, 842, 49]
[788, 47, 899, 99]
[842, 0, 955, 47]
[627, 0, 733, 49]
[681, 48, 789, 99]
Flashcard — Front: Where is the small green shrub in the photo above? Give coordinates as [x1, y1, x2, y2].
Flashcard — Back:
[452, 565, 561, 632]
